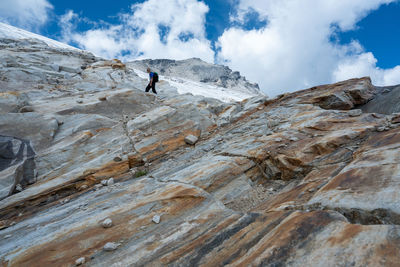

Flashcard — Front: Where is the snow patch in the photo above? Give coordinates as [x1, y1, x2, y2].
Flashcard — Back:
[134, 68, 256, 103]
[0, 22, 79, 51]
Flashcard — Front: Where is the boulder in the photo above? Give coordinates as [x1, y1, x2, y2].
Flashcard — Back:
[307, 77, 376, 110]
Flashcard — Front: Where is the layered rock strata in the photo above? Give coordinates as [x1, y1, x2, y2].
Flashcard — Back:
[1, 34, 400, 266]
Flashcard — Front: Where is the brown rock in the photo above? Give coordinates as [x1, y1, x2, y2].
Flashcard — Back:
[391, 113, 400, 124]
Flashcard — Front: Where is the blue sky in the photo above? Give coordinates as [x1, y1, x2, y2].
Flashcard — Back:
[338, 2, 400, 69]
[0, 0, 400, 96]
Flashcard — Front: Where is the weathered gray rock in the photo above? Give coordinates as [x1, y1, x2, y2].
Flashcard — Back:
[348, 109, 363, 117]
[103, 242, 119, 251]
[184, 134, 198, 145]
[306, 77, 376, 110]
[152, 215, 161, 224]
[75, 257, 85, 266]
[50, 64, 59, 72]
[1, 26, 400, 267]
[60, 65, 81, 74]
[101, 218, 113, 228]
[0, 113, 58, 151]
[107, 178, 114, 186]
[127, 106, 177, 131]
[0, 135, 36, 200]
[377, 126, 387, 132]
[0, 92, 29, 113]
[14, 184, 22, 192]
[361, 85, 400, 114]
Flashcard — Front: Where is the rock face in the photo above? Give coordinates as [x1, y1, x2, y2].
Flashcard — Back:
[0, 136, 36, 200]
[361, 85, 400, 114]
[1, 25, 400, 266]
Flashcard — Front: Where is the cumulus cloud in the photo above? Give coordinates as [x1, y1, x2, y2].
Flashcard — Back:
[334, 52, 400, 86]
[218, 0, 400, 96]
[61, 0, 214, 62]
[0, 0, 53, 31]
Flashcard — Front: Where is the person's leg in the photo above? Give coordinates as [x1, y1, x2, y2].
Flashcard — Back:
[145, 83, 151, 92]
[151, 80, 157, 94]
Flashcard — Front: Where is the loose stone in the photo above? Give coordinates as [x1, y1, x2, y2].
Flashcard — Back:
[15, 184, 23, 192]
[376, 126, 386, 132]
[348, 109, 362, 117]
[75, 257, 85, 266]
[101, 218, 113, 228]
[184, 134, 198, 145]
[79, 184, 88, 191]
[152, 215, 161, 224]
[103, 242, 119, 251]
[107, 178, 114, 186]
[113, 156, 122, 162]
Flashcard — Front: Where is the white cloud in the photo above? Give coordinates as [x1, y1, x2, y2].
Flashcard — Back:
[0, 0, 53, 31]
[61, 0, 214, 62]
[334, 52, 400, 86]
[218, 0, 400, 96]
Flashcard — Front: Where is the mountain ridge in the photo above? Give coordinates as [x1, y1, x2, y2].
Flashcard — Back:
[1, 23, 400, 266]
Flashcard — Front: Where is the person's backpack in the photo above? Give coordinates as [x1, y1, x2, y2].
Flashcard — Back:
[153, 72, 159, 82]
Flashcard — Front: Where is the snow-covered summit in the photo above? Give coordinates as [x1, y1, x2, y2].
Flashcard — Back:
[0, 22, 78, 51]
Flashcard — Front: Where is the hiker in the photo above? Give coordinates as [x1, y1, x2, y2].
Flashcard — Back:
[145, 67, 158, 94]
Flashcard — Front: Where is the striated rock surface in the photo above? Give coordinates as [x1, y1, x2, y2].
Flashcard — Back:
[1, 25, 400, 266]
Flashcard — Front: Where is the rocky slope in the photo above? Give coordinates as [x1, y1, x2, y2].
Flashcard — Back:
[1, 25, 400, 266]
[129, 58, 262, 101]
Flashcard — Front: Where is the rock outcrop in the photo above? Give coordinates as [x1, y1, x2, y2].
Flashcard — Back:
[1, 25, 400, 266]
